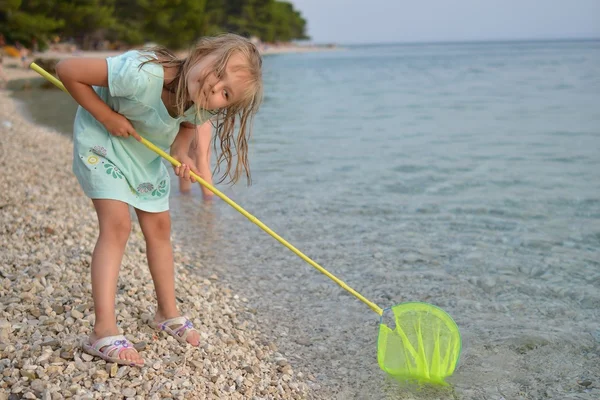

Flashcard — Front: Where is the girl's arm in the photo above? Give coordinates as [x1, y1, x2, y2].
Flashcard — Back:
[55, 58, 141, 141]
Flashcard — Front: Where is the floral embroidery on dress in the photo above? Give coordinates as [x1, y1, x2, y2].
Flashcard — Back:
[151, 180, 168, 197]
[104, 162, 123, 179]
[90, 145, 107, 157]
[87, 155, 99, 165]
[137, 182, 154, 194]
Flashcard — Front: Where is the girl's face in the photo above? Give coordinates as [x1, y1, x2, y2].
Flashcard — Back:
[187, 52, 250, 110]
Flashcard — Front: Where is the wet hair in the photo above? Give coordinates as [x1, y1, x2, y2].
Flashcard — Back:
[142, 33, 263, 184]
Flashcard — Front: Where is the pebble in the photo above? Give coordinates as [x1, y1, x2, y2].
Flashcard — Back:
[108, 363, 118, 377]
[20, 370, 36, 380]
[29, 379, 45, 393]
[93, 369, 109, 380]
[41, 339, 60, 347]
[36, 349, 53, 364]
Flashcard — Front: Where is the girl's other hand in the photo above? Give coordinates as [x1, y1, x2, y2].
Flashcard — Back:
[173, 155, 200, 182]
[101, 112, 142, 142]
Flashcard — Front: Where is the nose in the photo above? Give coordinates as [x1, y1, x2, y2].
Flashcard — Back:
[210, 80, 223, 94]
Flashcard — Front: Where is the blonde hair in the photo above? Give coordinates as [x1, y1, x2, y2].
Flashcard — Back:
[142, 33, 263, 184]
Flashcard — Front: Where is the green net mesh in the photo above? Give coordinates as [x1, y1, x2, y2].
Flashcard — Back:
[377, 302, 461, 385]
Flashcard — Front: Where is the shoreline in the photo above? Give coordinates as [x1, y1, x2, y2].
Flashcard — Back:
[0, 68, 321, 398]
[1, 45, 340, 83]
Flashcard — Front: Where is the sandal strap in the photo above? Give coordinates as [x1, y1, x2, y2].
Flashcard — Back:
[158, 316, 195, 340]
[90, 335, 133, 357]
[174, 321, 194, 338]
[158, 316, 188, 330]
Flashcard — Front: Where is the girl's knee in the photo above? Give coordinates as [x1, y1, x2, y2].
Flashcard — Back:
[152, 214, 171, 238]
[100, 217, 131, 243]
[141, 212, 171, 241]
[94, 200, 132, 243]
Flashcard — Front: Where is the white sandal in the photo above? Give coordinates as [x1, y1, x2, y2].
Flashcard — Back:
[82, 335, 143, 366]
[150, 316, 199, 346]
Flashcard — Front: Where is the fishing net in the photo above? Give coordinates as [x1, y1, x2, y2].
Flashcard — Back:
[377, 302, 461, 385]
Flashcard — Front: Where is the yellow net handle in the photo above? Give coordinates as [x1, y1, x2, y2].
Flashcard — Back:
[30, 62, 384, 316]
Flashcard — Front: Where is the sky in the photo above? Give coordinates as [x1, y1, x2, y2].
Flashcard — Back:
[289, 0, 600, 44]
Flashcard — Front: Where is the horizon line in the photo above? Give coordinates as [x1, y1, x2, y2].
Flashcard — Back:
[303, 36, 600, 47]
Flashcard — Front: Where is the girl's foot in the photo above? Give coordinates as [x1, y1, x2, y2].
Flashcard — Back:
[83, 330, 144, 366]
[152, 312, 200, 346]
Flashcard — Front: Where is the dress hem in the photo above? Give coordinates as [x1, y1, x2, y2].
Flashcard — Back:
[83, 191, 169, 213]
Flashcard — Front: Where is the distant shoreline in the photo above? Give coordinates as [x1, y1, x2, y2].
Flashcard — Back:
[1, 44, 341, 82]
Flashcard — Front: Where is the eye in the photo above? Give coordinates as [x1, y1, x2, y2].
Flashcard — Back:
[223, 89, 229, 100]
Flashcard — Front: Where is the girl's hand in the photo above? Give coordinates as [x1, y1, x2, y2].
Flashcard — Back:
[173, 155, 200, 183]
[101, 112, 142, 142]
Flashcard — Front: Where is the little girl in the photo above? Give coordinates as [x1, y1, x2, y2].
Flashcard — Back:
[56, 33, 263, 366]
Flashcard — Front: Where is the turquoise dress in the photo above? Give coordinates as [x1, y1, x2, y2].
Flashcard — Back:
[72, 50, 212, 212]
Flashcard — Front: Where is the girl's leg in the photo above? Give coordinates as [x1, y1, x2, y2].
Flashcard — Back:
[178, 135, 198, 193]
[134, 208, 200, 346]
[178, 123, 214, 200]
[89, 199, 143, 364]
[195, 122, 214, 201]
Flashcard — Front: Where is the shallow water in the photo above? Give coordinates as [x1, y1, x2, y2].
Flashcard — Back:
[12, 40, 600, 399]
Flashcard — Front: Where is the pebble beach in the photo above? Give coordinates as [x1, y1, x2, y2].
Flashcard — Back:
[0, 61, 319, 399]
